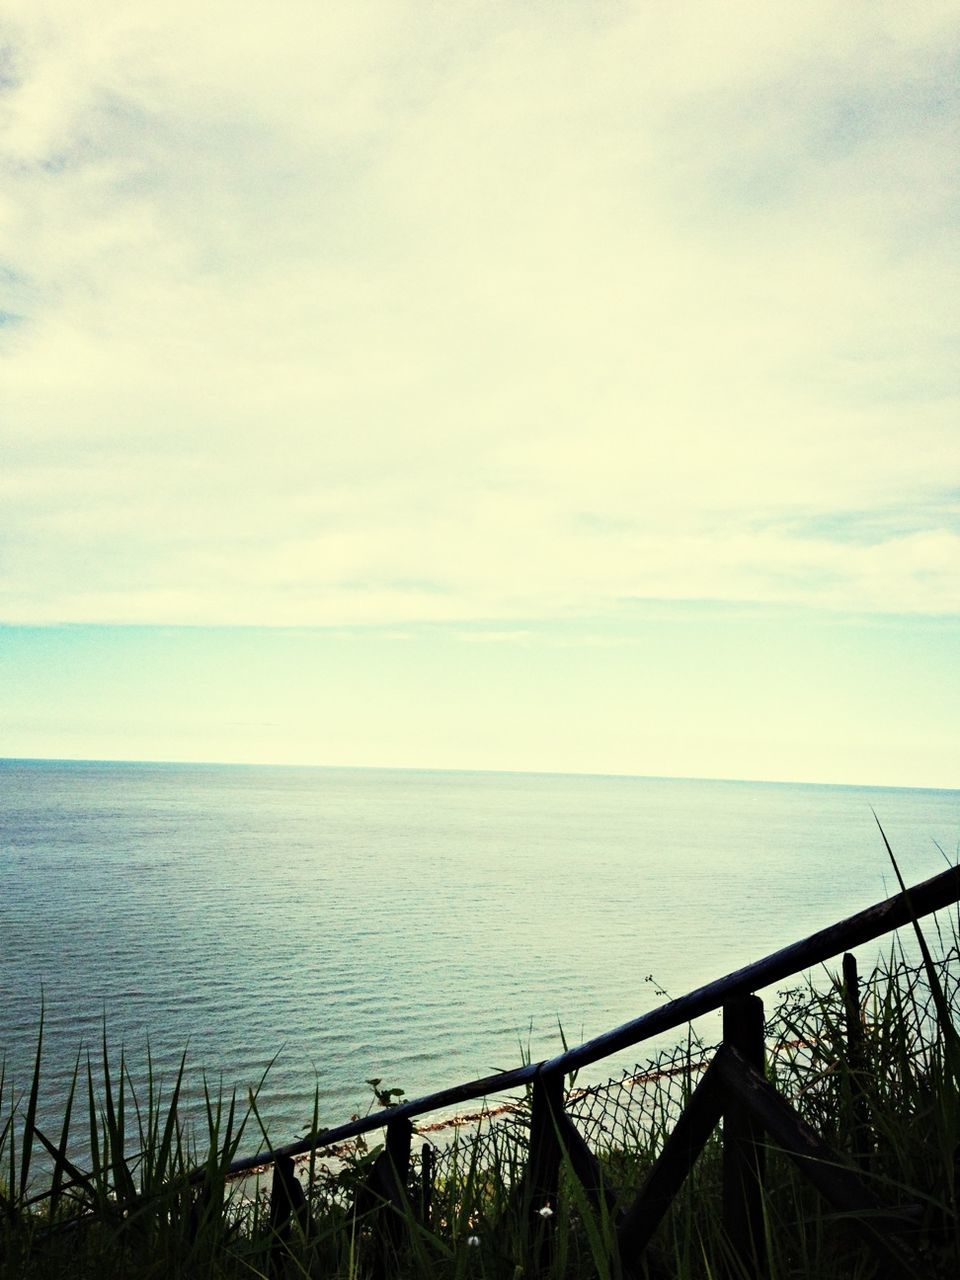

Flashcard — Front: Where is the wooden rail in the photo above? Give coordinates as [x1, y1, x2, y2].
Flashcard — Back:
[247, 862, 960, 1276]
[221, 861, 960, 1178]
[29, 861, 960, 1274]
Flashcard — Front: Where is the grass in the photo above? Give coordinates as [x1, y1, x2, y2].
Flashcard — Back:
[2, 917, 958, 1278]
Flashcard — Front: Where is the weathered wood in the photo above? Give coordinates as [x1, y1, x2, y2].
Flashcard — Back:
[546, 863, 960, 1077]
[525, 1068, 564, 1215]
[842, 952, 873, 1169]
[32, 863, 960, 1280]
[842, 952, 862, 1053]
[555, 1110, 621, 1221]
[714, 1044, 921, 1278]
[385, 1115, 412, 1198]
[212, 864, 960, 1187]
[268, 1154, 311, 1278]
[617, 1057, 724, 1264]
[354, 1115, 412, 1220]
[522, 1068, 564, 1271]
[418, 1142, 434, 1228]
[350, 1116, 413, 1280]
[721, 996, 767, 1279]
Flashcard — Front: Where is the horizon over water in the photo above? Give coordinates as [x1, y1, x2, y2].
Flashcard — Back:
[2, 757, 958, 1157]
[4, 750, 955, 791]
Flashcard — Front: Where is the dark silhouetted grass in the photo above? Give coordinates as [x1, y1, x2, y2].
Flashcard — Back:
[2, 904, 958, 1278]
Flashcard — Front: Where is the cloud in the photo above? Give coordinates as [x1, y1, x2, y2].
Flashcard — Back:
[1, 1, 958, 625]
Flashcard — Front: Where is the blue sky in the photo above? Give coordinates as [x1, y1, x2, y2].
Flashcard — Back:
[1, 2, 958, 786]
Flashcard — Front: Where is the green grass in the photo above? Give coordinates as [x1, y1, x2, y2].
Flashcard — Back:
[2, 919, 958, 1278]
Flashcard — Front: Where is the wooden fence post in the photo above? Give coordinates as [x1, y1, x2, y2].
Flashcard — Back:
[842, 952, 873, 1169]
[384, 1115, 413, 1199]
[526, 1068, 564, 1211]
[419, 1142, 434, 1228]
[714, 1044, 921, 1278]
[722, 995, 767, 1279]
[524, 1067, 564, 1265]
[351, 1115, 413, 1280]
[379, 1115, 413, 1271]
[269, 1153, 311, 1277]
[842, 952, 862, 1052]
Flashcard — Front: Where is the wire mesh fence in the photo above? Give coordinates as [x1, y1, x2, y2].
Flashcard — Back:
[289, 942, 960, 1226]
[5, 875, 959, 1280]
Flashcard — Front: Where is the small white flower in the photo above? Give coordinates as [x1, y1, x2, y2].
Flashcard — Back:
[537, 1205, 554, 1219]
[467, 1235, 480, 1248]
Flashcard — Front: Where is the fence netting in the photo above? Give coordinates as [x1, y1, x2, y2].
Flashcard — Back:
[293, 944, 960, 1224]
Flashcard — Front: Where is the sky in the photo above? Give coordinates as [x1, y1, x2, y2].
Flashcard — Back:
[1, 1, 958, 787]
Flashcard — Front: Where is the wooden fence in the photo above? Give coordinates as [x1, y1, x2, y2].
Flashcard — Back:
[20, 862, 960, 1275]
[244, 862, 960, 1279]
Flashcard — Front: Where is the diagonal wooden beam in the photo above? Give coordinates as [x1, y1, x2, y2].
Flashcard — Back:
[555, 1109, 622, 1222]
[617, 1057, 725, 1264]
[714, 1044, 922, 1279]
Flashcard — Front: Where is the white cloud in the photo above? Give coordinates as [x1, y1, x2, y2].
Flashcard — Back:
[1, 1, 958, 625]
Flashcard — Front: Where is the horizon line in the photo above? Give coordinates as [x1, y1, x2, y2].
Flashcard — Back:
[1, 753, 954, 796]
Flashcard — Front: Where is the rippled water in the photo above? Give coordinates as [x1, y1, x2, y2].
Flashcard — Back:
[2, 760, 958, 1149]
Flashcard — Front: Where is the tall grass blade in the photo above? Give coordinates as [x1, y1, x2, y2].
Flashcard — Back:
[49, 1046, 82, 1217]
[18, 1000, 44, 1202]
[153, 1050, 187, 1190]
[32, 1123, 97, 1202]
[874, 813, 960, 1092]
[86, 1052, 103, 1202]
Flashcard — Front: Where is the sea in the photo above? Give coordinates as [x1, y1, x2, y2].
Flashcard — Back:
[2, 759, 958, 1158]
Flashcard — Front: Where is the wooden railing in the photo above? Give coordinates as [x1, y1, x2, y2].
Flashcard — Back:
[240, 862, 960, 1278]
[25, 862, 960, 1275]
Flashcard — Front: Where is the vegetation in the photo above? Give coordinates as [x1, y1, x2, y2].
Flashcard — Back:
[2, 920, 958, 1278]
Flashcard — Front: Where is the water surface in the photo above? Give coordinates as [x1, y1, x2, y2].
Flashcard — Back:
[2, 760, 957, 1146]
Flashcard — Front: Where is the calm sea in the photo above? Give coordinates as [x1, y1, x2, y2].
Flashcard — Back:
[2, 760, 958, 1151]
